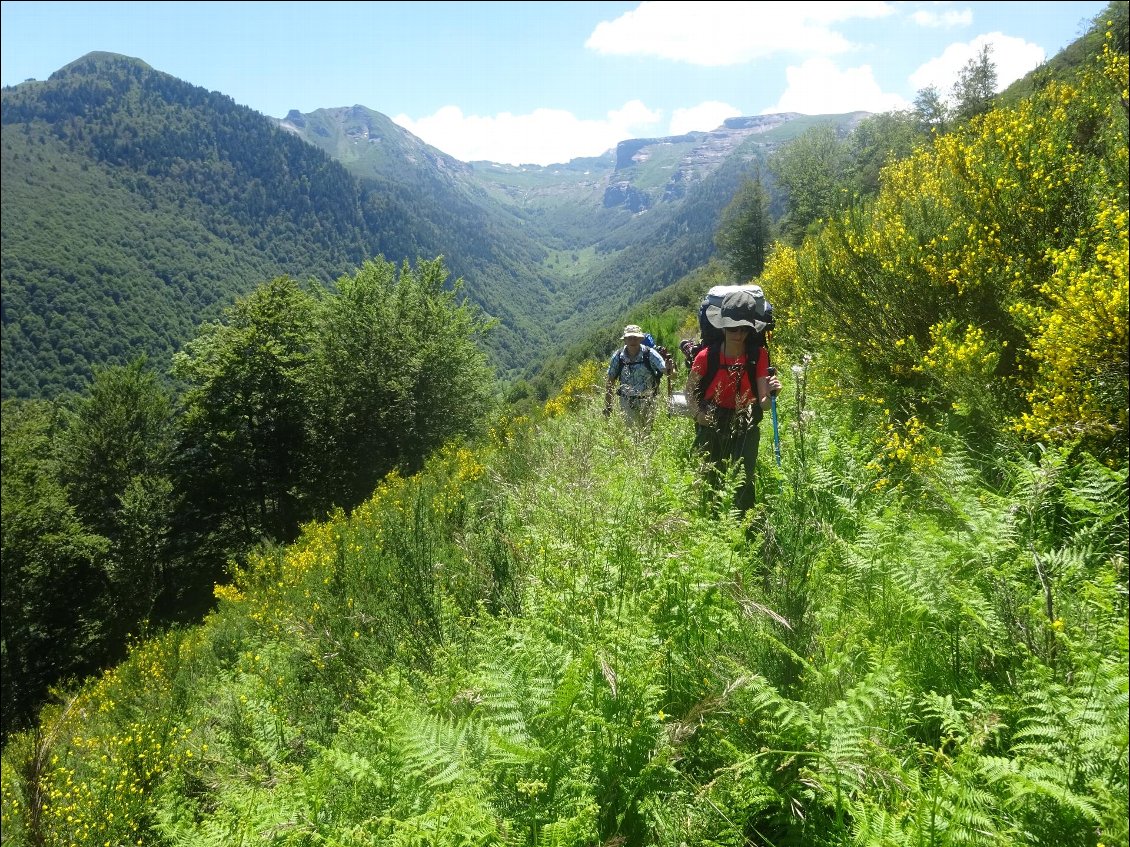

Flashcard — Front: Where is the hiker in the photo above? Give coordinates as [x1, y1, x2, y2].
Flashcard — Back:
[684, 289, 781, 511]
[604, 324, 667, 427]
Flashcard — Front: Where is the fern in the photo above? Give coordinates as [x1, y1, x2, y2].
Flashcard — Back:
[398, 710, 483, 789]
[850, 800, 913, 847]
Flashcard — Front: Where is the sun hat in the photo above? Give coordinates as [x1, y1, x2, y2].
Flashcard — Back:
[622, 324, 646, 339]
[715, 288, 766, 330]
[704, 284, 767, 329]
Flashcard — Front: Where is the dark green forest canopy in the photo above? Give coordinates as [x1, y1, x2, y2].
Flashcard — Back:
[0, 54, 550, 397]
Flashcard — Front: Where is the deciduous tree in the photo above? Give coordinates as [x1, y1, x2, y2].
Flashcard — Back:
[307, 257, 494, 511]
[769, 125, 852, 245]
[174, 276, 316, 551]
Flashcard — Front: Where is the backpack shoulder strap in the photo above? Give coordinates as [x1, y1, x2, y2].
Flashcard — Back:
[744, 335, 764, 384]
[695, 342, 723, 403]
[611, 346, 627, 378]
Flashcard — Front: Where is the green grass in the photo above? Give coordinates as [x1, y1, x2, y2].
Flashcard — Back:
[617, 138, 701, 193]
[4, 353, 1126, 846]
[541, 244, 606, 279]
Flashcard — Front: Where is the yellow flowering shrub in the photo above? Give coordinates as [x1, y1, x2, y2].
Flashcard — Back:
[1016, 199, 1129, 446]
[0, 631, 202, 847]
[867, 414, 944, 490]
[759, 37, 1127, 454]
[918, 320, 1003, 417]
[544, 359, 602, 418]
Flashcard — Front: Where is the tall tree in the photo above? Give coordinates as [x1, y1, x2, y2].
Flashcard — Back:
[914, 85, 949, 134]
[714, 170, 773, 280]
[1, 400, 108, 738]
[769, 124, 852, 245]
[173, 276, 316, 552]
[307, 257, 495, 511]
[952, 43, 998, 123]
[58, 357, 177, 633]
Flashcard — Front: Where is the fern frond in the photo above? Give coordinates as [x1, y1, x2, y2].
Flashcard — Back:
[979, 754, 1103, 824]
[397, 710, 481, 789]
[850, 799, 912, 847]
[743, 674, 813, 744]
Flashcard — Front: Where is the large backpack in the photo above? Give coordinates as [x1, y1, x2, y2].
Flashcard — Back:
[682, 284, 775, 367]
[642, 333, 677, 378]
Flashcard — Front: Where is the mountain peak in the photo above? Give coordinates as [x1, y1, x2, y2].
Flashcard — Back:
[53, 51, 154, 79]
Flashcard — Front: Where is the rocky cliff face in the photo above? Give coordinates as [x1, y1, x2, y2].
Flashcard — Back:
[602, 180, 653, 212]
[601, 113, 803, 211]
[277, 105, 473, 180]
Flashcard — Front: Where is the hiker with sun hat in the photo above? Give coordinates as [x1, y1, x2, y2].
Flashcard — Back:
[604, 324, 667, 427]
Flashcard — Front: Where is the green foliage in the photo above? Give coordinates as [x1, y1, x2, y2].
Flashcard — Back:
[59, 356, 178, 626]
[844, 110, 927, 197]
[0, 52, 551, 395]
[951, 43, 1000, 123]
[175, 275, 317, 550]
[307, 256, 496, 511]
[0, 255, 497, 733]
[2, 15, 1127, 847]
[998, 1, 1128, 107]
[174, 257, 495, 554]
[714, 170, 774, 280]
[914, 85, 950, 134]
[769, 124, 853, 245]
[0, 399, 109, 739]
[4, 370, 1125, 846]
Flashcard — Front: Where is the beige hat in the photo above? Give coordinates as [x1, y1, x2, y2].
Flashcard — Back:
[622, 324, 646, 339]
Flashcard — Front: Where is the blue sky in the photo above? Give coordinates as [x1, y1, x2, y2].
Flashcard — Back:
[1, 1, 1111, 166]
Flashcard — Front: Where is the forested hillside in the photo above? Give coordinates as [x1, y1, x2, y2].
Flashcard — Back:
[1, 257, 495, 740]
[1, 48, 867, 401]
[0, 53, 555, 396]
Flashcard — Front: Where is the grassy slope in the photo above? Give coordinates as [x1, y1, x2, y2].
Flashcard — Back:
[2, 359, 1125, 846]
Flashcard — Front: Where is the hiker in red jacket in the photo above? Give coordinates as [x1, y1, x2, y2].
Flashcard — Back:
[684, 290, 781, 511]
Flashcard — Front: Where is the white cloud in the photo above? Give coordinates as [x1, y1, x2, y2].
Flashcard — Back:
[669, 101, 742, 134]
[910, 8, 974, 28]
[392, 101, 663, 166]
[585, 1, 896, 66]
[909, 33, 1045, 99]
[762, 57, 910, 114]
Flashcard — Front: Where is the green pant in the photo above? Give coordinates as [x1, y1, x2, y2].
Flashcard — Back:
[694, 409, 762, 512]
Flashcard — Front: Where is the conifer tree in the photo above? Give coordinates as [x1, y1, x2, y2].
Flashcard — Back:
[952, 43, 998, 123]
[714, 170, 773, 280]
[59, 357, 177, 632]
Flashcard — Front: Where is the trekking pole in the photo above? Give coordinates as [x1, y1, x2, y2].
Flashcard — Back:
[767, 366, 781, 467]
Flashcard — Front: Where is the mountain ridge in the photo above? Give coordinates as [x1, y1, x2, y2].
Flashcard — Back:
[1, 49, 860, 399]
